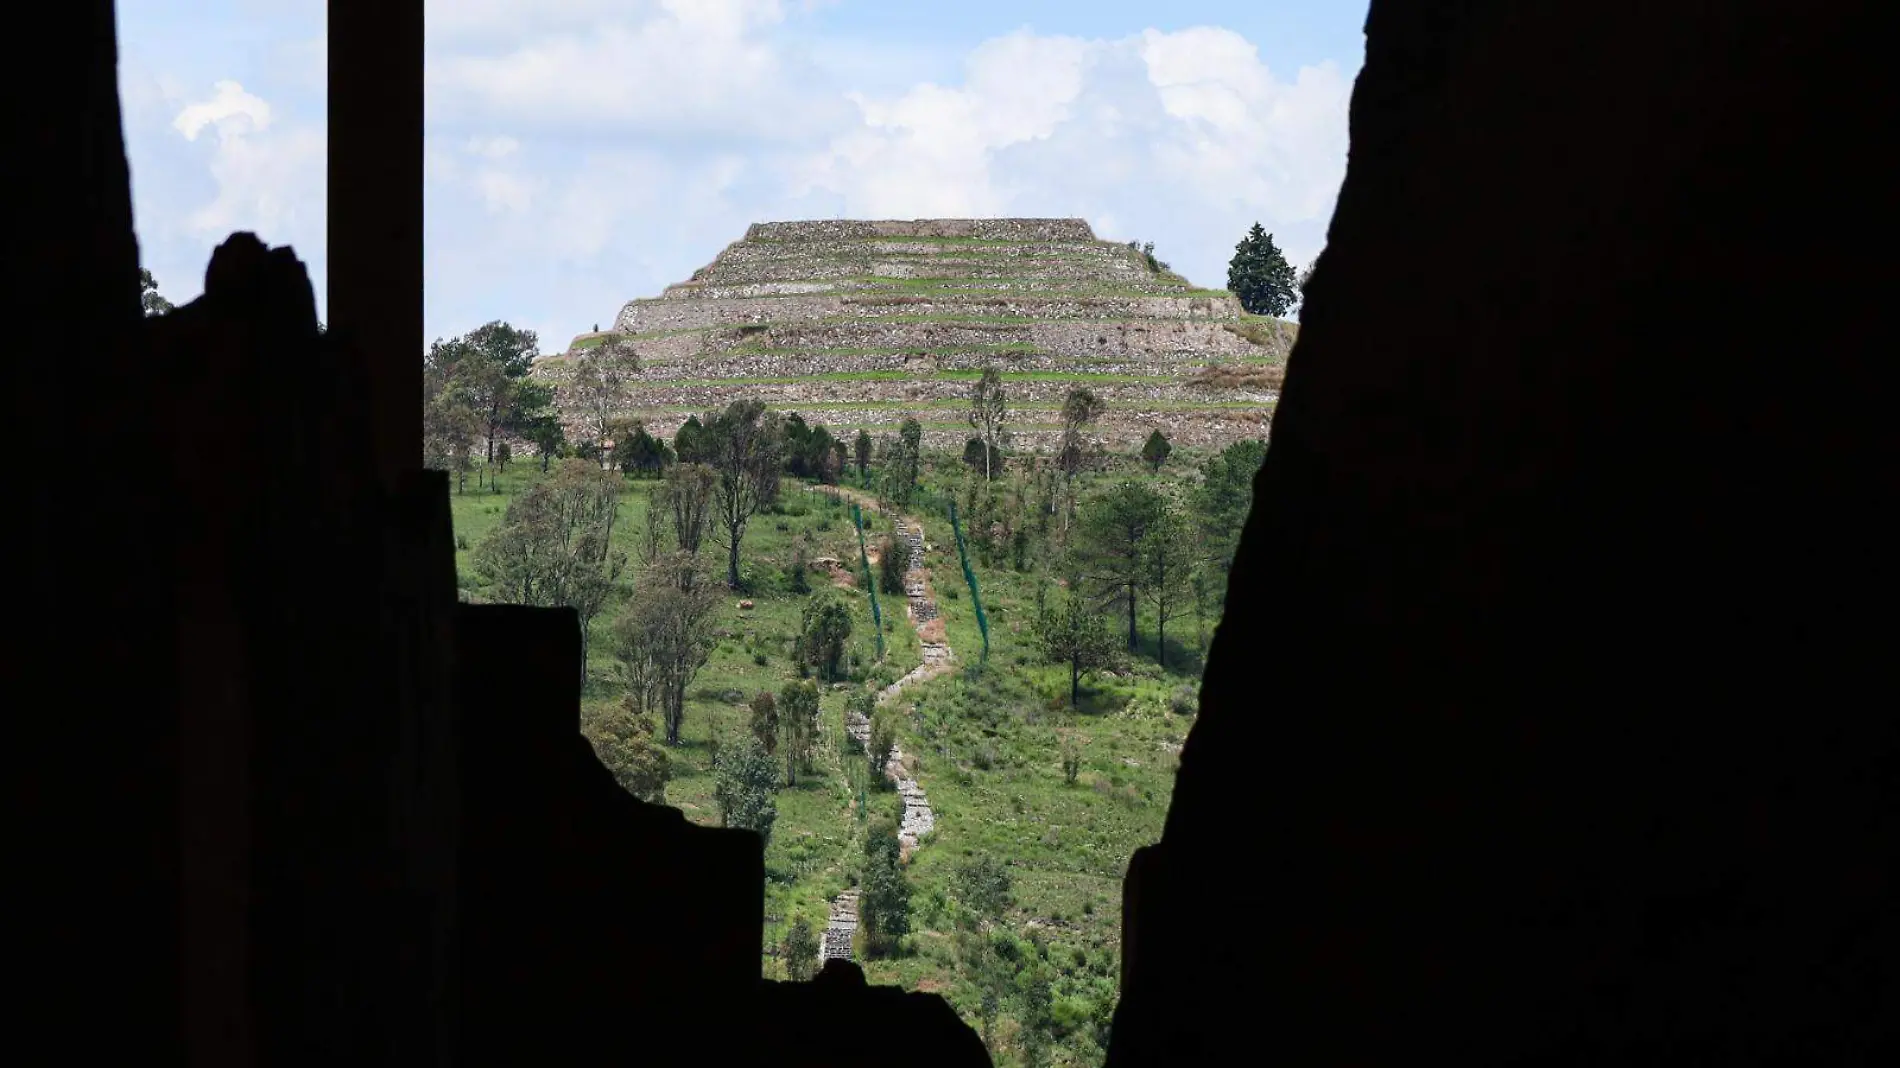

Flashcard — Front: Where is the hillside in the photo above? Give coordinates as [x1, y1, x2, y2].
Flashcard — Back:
[533, 219, 1292, 451]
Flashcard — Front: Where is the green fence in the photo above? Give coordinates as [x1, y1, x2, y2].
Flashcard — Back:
[851, 502, 885, 659]
[946, 500, 990, 666]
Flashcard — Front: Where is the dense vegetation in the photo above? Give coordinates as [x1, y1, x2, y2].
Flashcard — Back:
[437, 318, 1268, 1067]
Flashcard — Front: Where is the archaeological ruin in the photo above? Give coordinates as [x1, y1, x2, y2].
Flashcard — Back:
[534, 218, 1293, 452]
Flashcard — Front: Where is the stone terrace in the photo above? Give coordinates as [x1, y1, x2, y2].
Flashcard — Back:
[535, 219, 1289, 450]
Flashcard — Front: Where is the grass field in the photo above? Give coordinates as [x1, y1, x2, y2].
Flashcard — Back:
[449, 444, 1222, 1066]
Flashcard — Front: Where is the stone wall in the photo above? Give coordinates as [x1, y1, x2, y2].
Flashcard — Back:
[576, 216, 1278, 452]
[588, 319, 1275, 363]
[745, 218, 1095, 242]
[614, 293, 1244, 334]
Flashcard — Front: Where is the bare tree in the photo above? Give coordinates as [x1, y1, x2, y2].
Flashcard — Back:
[705, 399, 783, 588]
[612, 552, 720, 747]
[1057, 387, 1107, 481]
[966, 366, 1008, 481]
[1139, 506, 1194, 669]
[660, 462, 717, 555]
[571, 338, 640, 466]
[472, 459, 628, 679]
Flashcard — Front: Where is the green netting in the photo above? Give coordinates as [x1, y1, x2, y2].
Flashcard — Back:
[851, 502, 885, 659]
[947, 500, 990, 665]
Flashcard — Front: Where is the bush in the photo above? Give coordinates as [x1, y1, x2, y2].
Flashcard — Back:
[454, 533, 470, 551]
[753, 652, 769, 667]
[1170, 684, 1199, 717]
[944, 586, 960, 601]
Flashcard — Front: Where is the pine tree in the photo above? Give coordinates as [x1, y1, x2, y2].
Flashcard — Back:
[1226, 222, 1299, 317]
[1141, 429, 1173, 473]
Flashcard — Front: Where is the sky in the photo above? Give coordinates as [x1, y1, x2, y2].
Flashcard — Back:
[117, 0, 1366, 352]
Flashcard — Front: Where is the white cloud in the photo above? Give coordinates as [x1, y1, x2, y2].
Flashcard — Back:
[173, 79, 272, 142]
[169, 81, 326, 256]
[786, 26, 1350, 280]
[465, 135, 521, 159]
[424, 0, 858, 142]
[122, 1, 1353, 347]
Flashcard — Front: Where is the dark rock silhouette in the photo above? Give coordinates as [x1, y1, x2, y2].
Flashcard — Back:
[1109, 1, 1896, 1065]
[12, 1, 1894, 1067]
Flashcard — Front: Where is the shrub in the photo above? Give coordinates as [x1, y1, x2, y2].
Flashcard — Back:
[454, 533, 470, 551]
[1170, 684, 1199, 717]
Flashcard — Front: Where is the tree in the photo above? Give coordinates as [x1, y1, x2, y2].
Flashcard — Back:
[1058, 388, 1107, 479]
[424, 373, 481, 491]
[748, 691, 779, 757]
[858, 817, 910, 957]
[781, 918, 820, 982]
[797, 591, 854, 682]
[781, 414, 840, 483]
[610, 420, 672, 478]
[571, 337, 640, 464]
[582, 700, 671, 803]
[1141, 429, 1173, 473]
[878, 419, 924, 508]
[966, 367, 1008, 480]
[1060, 733, 1083, 784]
[426, 322, 546, 468]
[827, 439, 848, 485]
[1192, 439, 1268, 583]
[1075, 481, 1169, 651]
[649, 462, 711, 557]
[962, 437, 1003, 474]
[776, 679, 820, 786]
[673, 415, 713, 464]
[877, 534, 907, 596]
[788, 534, 812, 594]
[471, 460, 628, 675]
[494, 441, 511, 473]
[853, 429, 873, 480]
[867, 706, 897, 783]
[1036, 586, 1120, 709]
[139, 268, 173, 317]
[523, 414, 566, 472]
[712, 735, 779, 846]
[611, 552, 720, 746]
[1227, 222, 1299, 317]
[1139, 507, 1194, 669]
[705, 399, 783, 588]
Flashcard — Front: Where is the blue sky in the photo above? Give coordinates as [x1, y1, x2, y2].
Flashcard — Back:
[117, 0, 1366, 351]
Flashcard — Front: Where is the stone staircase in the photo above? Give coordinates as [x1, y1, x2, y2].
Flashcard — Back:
[825, 500, 950, 960]
[821, 888, 858, 963]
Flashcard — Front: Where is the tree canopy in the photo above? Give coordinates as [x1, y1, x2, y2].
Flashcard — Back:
[703, 399, 784, 588]
[1226, 223, 1299, 317]
[712, 735, 779, 847]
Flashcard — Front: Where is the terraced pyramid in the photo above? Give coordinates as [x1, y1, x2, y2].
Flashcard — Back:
[534, 219, 1293, 451]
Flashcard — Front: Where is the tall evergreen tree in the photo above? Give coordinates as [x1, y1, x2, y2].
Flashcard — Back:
[1141, 429, 1173, 473]
[1074, 481, 1169, 652]
[1226, 223, 1299, 317]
